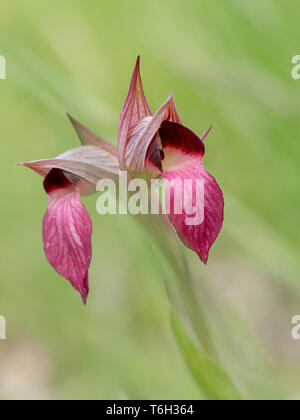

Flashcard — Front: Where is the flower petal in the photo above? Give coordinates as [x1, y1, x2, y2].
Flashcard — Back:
[67, 114, 117, 155]
[160, 120, 205, 158]
[43, 169, 92, 303]
[20, 145, 120, 193]
[118, 56, 152, 169]
[125, 93, 182, 173]
[163, 92, 182, 124]
[160, 121, 224, 263]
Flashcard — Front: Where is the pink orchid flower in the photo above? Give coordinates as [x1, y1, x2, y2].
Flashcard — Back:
[20, 120, 120, 304]
[20, 57, 224, 303]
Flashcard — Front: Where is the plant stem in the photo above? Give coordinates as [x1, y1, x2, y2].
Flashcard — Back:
[138, 213, 219, 360]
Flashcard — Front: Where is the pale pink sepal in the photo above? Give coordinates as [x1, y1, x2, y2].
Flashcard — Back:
[163, 92, 182, 124]
[125, 93, 182, 172]
[43, 171, 92, 303]
[67, 114, 118, 156]
[200, 125, 212, 142]
[118, 56, 152, 169]
[19, 144, 120, 192]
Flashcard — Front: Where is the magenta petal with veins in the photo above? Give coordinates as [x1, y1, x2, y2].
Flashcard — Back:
[159, 121, 224, 264]
[43, 169, 92, 303]
[20, 116, 118, 304]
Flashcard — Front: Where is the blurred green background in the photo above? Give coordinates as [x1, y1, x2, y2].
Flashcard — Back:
[1, 0, 300, 399]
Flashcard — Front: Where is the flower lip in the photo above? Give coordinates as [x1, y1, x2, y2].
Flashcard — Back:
[43, 168, 73, 194]
[42, 180, 92, 304]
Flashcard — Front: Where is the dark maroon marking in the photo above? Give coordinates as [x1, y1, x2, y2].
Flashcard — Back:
[43, 168, 73, 194]
[159, 121, 205, 156]
[146, 135, 163, 171]
[159, 149, 165, 160]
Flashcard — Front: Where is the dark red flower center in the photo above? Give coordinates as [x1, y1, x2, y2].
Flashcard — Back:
[146, 121, 205, 172]
[43, 169, 73, 194]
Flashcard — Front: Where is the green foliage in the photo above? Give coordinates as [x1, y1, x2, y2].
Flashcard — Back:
[171, 311, 242, 400]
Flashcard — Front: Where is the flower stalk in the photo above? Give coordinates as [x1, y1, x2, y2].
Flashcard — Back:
[137, 212, 218, 360]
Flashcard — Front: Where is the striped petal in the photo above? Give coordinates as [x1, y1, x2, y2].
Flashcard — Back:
[43, 169, 92, 303]
[125, 93, 181, 173]
[160, 121, 224, 263]
[67, 114, 117, 155]
[20, 144, 120, 195]
[118, 56, 152, 169]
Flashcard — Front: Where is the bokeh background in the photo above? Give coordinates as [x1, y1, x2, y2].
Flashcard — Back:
[1, 0, 300, 400]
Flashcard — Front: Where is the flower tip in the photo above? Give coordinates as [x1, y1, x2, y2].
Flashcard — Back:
[133, 55, 141, 75]
[79, 273, 89, 305]
[67, 113, 80, 131]
[81, 293, 88, 305]
[67, 113, 79, 129]
[17, 161, 32, 169]
[201, 125, 213, 141]
[198, 252, 208, 265]
[17, 160, 50, 177]
[66, 112, 75, 123]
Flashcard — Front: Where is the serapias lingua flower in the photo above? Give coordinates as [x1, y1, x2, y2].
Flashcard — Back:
[20, 57, 224, 303]
[118, 57, 224, 264]
[20, 119, 119, 303]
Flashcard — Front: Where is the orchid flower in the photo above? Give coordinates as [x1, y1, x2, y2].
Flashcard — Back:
[20, 119, 120, 303]
[20, 57, 223, 303]
[118, 57, 224, 264]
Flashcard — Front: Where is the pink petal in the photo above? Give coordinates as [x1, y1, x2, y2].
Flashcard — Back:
[118, 56, 152, 169]
[124, 93, 183, 173]
[19, 144, 120, 193]
[160, 121, 224, 263]
[67, 114, 118, 155]
[43, 169, 92, 303]
[163, 92, 182, 124]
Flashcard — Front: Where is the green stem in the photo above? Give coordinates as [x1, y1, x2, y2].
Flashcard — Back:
[136, 213, 218, 360]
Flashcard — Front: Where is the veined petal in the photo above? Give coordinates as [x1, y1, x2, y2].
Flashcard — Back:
[160, 121, 224, 263]
[163, 92, 182, 124]
[43, 169, 92, 303]
[20, 145, 120, 193]
[67, 114, 117, 155]
[125, 93, 182, 173]
[118, 56, 152, 169]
